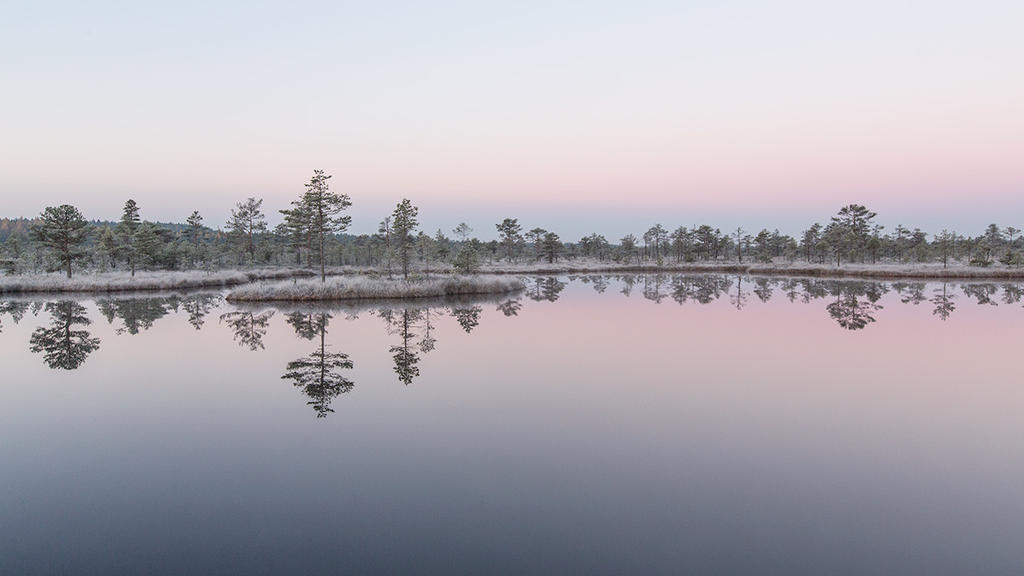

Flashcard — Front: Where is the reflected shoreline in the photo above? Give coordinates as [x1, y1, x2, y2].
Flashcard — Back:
[3, 275, 1023, 414]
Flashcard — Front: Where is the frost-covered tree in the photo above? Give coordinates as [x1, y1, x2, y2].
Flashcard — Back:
[829, 204, 876, 264]
[302, 170, 352, 281]
[378, 216, 393, 278]
[184, 210, 204, 267]
[31, 204, 91, 278]
[117, 199, 141, 276]
[526, 227, 546, 260]
[135, 222, 162, 270]
[800, 223, 822, 263]
[496, 218, 522, 262]
[934, 230, 955, 268]
[540, 231, 561, 263]
[226, 197, 267, 265]
[391, 198, 419, 280]
[453, 222, 473, 242]
[619, 234, 638, 263]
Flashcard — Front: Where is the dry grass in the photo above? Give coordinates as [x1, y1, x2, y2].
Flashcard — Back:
[475, 259, 1024, 279]
[0, 268, 313, 294]
[226, 275, 525, 302]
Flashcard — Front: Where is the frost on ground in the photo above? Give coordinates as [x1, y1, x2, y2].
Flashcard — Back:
[226, 275, 525, 302]
[0, 269, 313, 294]
[471, 258, 1024, 279]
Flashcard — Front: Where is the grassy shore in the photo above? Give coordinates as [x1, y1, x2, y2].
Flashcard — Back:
[4, 260, 1022, 296]
[226, 275, 525, 302]
[471, 259, 1024, 279]
[0, 269, 313, 294]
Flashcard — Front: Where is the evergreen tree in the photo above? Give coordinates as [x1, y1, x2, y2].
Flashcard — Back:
[117, 199, 142, 276]
[226, 197, 267, 265]
[830, 204, 876, 264]
[302, 170, 352, 281]
[135, 222, 162, 270]
[620, 234, 638, 263]
[391, 198, 419, 280]
[378, 217, 393, 278]
[540, 231, 561, 263]
[801, 223, 822, 262]
[184, 210, 204, 267]
[453, 222, 473, 242]
[31, 204, 91, 278]
[496, 218, 522, 262]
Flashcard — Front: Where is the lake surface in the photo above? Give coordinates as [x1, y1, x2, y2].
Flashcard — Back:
[2, 274, 1023, 575]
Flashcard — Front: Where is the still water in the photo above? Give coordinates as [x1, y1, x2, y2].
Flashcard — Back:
[1, 274, 1023, 575]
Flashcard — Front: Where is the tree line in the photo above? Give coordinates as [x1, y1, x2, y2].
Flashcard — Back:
[2, 177, 1021, 279]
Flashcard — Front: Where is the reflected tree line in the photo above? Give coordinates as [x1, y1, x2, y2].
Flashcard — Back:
[575, 274, 1024, 328]
[4, 275, 1024, 416]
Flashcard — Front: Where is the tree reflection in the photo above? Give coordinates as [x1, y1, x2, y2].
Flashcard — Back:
[281, 311, 353, 418]
[1001, 283, 1024, 305]
[730, 276, 748, 310]
[527, 276, 566, 302]
[97, 296, 176, 335]
[825, 282, 883, 330]
[0, 301, 31, 333]
[894, 282, 927, 305]
[382, 308, 423, 385]
[931, 282, 956, 321]
[219, 310, 275, 350]
[753, 277, 774, 303]
[181, 294, 222, 330]
[642, 274, 667, 303]
[451, 306, 482, 333]
[962, 283, 999, 306]
[496, 298, 522, 317]
[29, 301, 100, 370]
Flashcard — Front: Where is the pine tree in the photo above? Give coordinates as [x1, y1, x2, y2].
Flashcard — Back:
[302, 170, 352, 282]
[118, 199, 141, 276]
[830, 204, 876, 264]
[31, 205, 91, 278]
[391, 198, 419, 280]
[226, 197, 267, 265]
[540, 231, 561, 263]
[135, 222, 162, 270]
[496, 218, 522, 263]
[453, 222, 473, 242]
[184, 210, 204, 267]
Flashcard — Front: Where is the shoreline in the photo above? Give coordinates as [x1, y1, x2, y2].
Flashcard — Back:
[4, 262, 1024, 296]
[225, 275, 525, 302]
[0, 269, 315, 295]
[474, 261, 1024, 280]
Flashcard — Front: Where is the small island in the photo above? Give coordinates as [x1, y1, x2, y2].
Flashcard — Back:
[225, 275, 525, 302]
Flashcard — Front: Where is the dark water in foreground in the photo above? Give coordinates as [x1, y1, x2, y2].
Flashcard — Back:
[2, 274, 1023, 575]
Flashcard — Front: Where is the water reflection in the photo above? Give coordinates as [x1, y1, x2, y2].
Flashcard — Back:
[182, 293, 222, 330]
[97, 296, 175, 335]
[526, 276, 566, 302]
[281, 312, 354, 418]
[5, 275, 1024, 377]
[826, 284, 883, 331]
[220, 310, 275, 350]
[931, 282, 956, 321]
[29, 301, 100, 370]
[0, 300, 32, 332]
[378, 308, 424, 386]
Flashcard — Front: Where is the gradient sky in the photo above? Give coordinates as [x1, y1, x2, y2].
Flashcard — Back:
[2, 1, 1022, 239]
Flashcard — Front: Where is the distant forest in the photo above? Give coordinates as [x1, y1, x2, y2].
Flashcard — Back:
[2, 175, 1022, 277]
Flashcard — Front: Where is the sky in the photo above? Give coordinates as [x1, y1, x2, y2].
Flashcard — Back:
[2, 0, 1022, 240]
